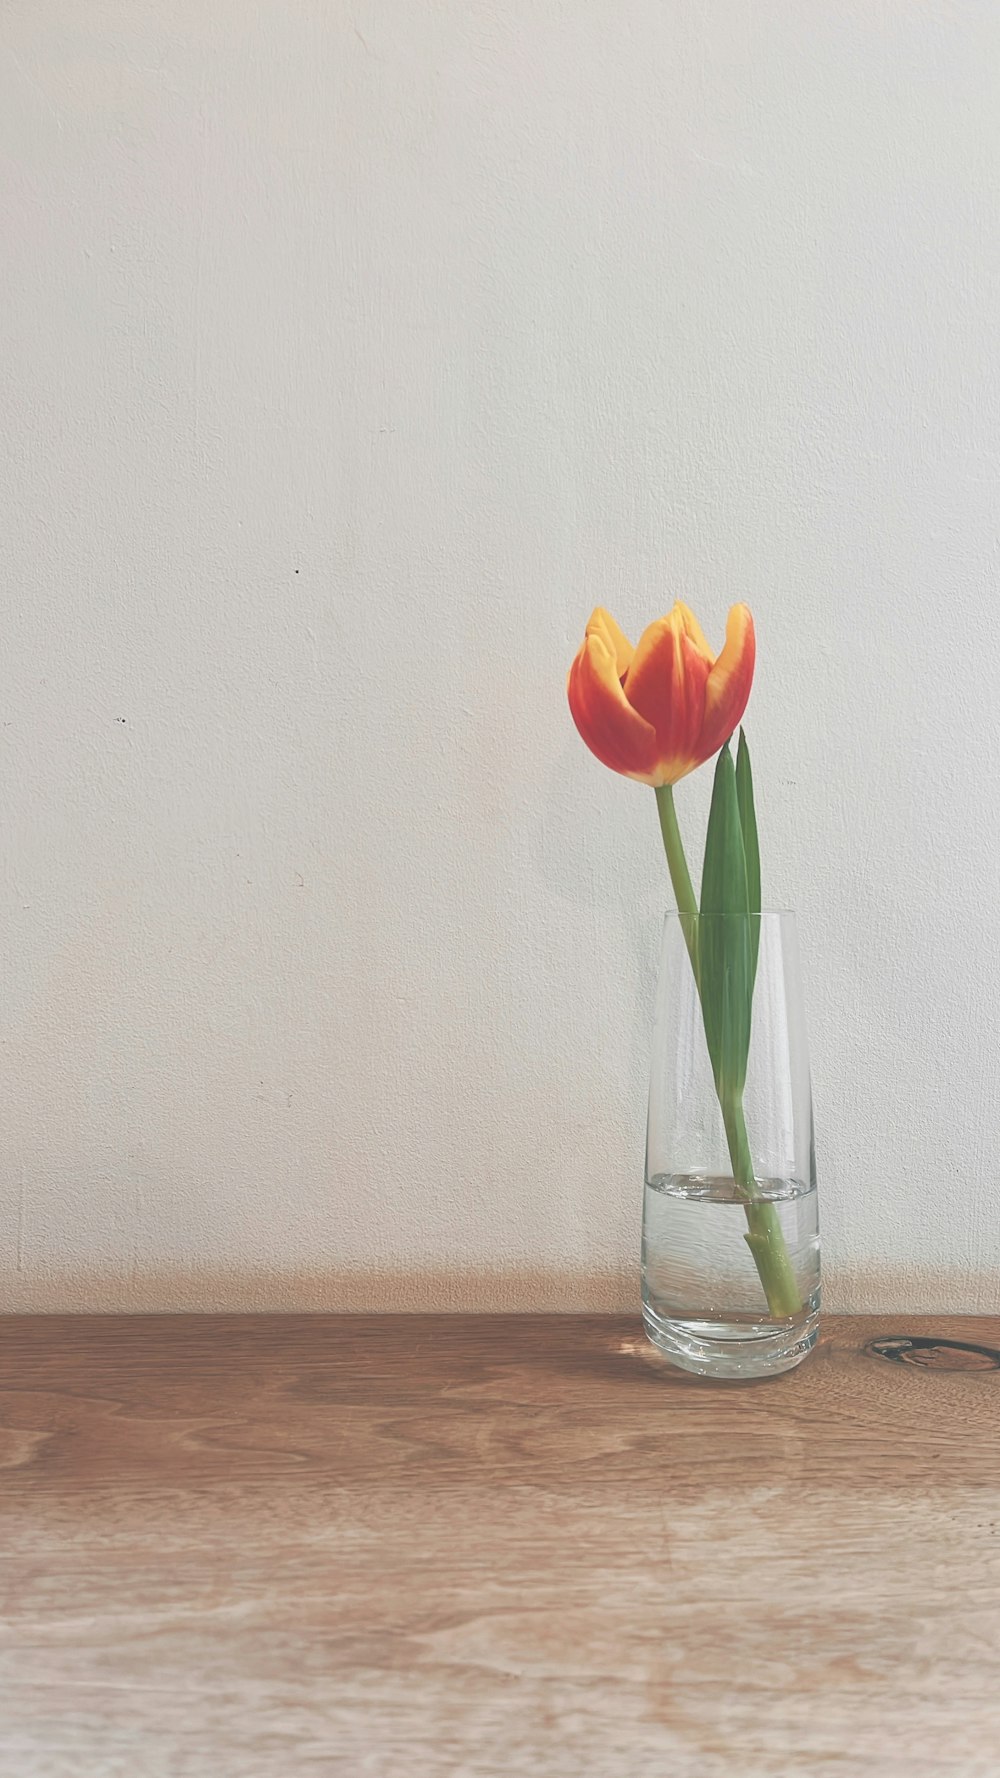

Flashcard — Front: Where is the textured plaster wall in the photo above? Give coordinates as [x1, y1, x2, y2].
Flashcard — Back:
[3, 2, 1000, 1311]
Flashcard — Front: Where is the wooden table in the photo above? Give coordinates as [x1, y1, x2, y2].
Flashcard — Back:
[1, 1314, 998, 1776]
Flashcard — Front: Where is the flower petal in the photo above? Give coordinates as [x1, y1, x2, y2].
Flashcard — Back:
[699, 604, 756, 758]
[567, 632, 660, 782]
[622, 607, 712, 781]
[674, 602, 714, 667]
[584, 607, 634, 679]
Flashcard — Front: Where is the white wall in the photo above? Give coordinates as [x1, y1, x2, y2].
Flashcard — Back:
[3, 1, 1000, 1312]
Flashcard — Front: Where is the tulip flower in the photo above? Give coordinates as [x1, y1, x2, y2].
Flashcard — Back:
[566, 601, 755, 787]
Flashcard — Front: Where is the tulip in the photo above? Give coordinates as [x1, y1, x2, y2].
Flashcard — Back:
[566, 602, 755, 787]
[566, 598, 802, 1320]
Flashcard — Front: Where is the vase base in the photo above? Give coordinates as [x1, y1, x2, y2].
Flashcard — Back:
[642, 1302, 820, 1380]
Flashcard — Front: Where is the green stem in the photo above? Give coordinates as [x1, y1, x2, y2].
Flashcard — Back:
[653, 787, 802, 1321]
[722, 1097, 803, 1320]
[654, 785, 699, 986]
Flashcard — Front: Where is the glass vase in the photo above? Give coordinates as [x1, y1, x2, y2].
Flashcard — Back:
[642, 911, 820, 1379]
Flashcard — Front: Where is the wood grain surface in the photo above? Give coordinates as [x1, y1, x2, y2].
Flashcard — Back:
[0, 1314, 998, 1777]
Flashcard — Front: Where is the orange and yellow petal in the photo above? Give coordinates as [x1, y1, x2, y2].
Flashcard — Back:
[621, 607, 712, 781]
[567, 632, 661, 782]
[583, 607, 634, 679]
[673, 602, 714, 667]
[699, 604, 756, 758]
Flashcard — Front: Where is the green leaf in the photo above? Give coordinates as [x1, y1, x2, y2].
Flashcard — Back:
[699, 744, 752, 1101]
[736, 728, 761, 985]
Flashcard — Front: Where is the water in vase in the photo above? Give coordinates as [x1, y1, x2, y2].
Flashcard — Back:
[642, 1173, 820, 1379]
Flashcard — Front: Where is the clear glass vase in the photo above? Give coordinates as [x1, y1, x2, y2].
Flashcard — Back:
[642, 911, 820, 1379]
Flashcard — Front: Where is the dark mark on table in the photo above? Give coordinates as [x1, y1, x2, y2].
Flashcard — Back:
[866, 1335, 1000, 1371]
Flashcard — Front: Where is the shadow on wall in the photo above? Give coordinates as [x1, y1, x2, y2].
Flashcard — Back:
[0, 1263, 636, 1315]
[1, 1263, 997, 1315]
